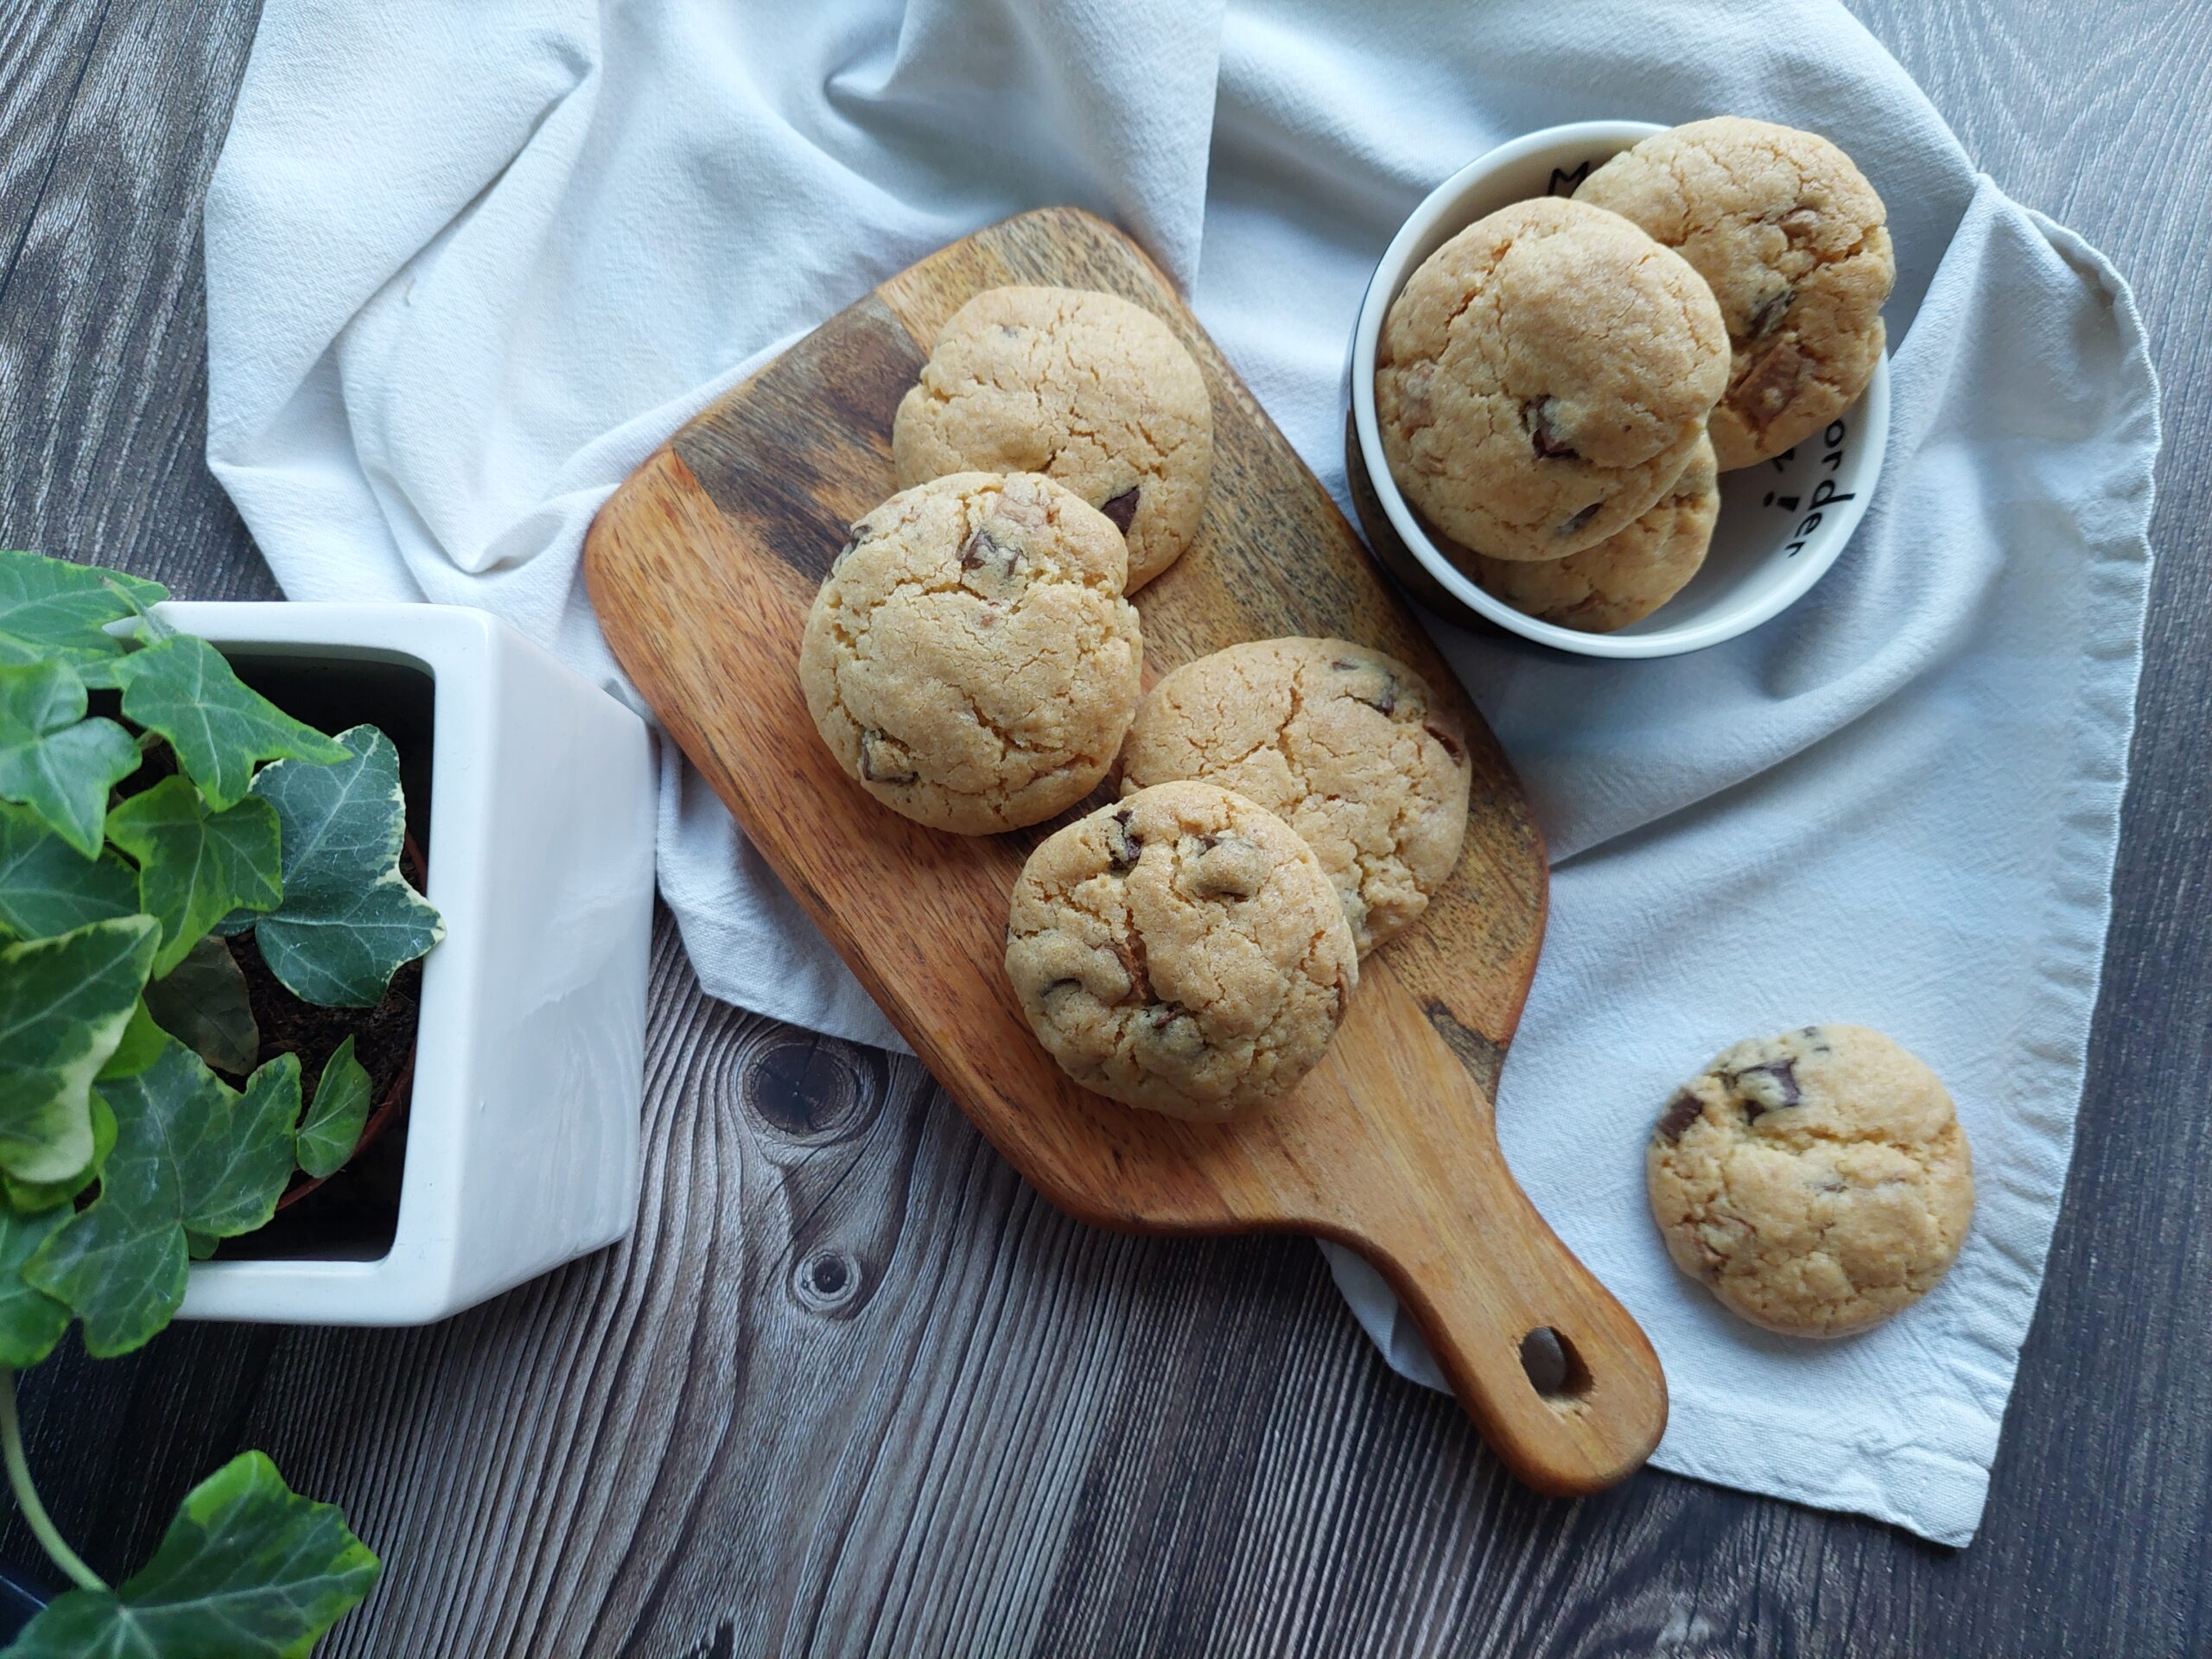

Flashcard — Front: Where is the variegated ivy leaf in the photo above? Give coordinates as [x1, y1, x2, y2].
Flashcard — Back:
[0, 659, 142, 857]
[24, 1039, 300, 1356]
[0, 1205, 72, 1368]
[246, 726, 443, 1007]
[295, 1035, 371, 1179]
[105, 776, 283, 976]
[1, 1091, 117, 1216]
[4, 1450, 379, 1659]
[114, 634, 346, 811]
[0, 916, 158, 1184]
[99, 999, 166, 1082]
[0, 800, 138, 940]
[143, 935, 261, 1075]
[0, 548, 166, 681]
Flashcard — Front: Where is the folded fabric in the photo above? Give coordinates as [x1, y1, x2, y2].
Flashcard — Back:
[204, 0, 2158, 1544]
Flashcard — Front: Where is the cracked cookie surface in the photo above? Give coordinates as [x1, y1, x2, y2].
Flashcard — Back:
[1578, 117, 1894, 470]
[1375, 196, 1727, 563]
[1647, 1024, 1974, 1338]
[1471, 433, 1719, 632]
[1116, 639, 1470, 954]
[893, 286, 1214, 592]
[1005, 780, 1357, 1121]
[799, 471, 1142, 835]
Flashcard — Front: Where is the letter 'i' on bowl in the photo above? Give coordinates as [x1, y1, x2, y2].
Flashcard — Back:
[1346, 119, 1891, 660]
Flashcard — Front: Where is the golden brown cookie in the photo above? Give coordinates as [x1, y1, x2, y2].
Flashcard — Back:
[1375, 196, 1728, 563]
[1647, 1025, 1974, 1338]
[1578, 117, 1895, 469]
[1116, 639, 1470, 954]
[798, 472, 1141, 835]
[1004, 781, 1358, 1121]
[1470, 433, 1719, 632]
[893, 286, 1214, 591]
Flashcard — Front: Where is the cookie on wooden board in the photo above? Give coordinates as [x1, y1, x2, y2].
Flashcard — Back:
[1117, 638, 1471, 954]
[799, 471, 1141, 835]
[1005, 781, 1357, 1121]
[893, 285, 1214, 592]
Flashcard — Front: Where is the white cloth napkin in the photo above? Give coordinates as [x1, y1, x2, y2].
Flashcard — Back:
[204, 0, 2157, 1545]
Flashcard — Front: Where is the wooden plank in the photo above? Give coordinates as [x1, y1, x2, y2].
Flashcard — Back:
[1, 0, 2207, 1652]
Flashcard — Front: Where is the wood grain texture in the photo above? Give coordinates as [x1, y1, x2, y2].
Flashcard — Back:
[0, 0, 2207, 1653]
[583, 207, 1665, 1495]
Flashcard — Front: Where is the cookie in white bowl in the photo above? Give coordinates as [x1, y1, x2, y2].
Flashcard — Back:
[1578, 117, 1894, 470]
[1375, 195, 1727, 563]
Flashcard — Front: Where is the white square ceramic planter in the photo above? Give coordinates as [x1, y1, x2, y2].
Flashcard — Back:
[155, 603, 657, 1325]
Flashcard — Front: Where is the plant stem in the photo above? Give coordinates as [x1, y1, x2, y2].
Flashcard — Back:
[0, 1368, 105, 1594]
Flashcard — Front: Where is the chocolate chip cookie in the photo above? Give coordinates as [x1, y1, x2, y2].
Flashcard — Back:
[893, 286, 1214, 592]
[1470, 433, 1719, 632]
[799, 471, 1142, 835]
[1116, 639, 1470, 954]
[1375, 196, 1728, 563]
[1647, 1025, 1974, 1338]
[1005, 781, 1358, 1121]
[1578, 117, 1895, 470]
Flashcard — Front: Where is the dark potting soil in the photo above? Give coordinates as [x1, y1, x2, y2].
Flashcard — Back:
[223, 926, 422, 1109]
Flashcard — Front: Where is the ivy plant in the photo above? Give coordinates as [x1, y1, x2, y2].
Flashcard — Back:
[0, 549, 445, 1656]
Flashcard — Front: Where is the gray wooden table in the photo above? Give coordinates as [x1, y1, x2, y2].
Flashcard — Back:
[3, 3, 2207, 1654]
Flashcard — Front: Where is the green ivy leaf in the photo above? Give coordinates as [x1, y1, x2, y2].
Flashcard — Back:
[113, 636, 346, 811]
[0, 662, 141, 858]
[3, 1449, 379, 1658]
[24, 1041, 300, 1356]
[143, 936, 261, 1076]
[105, 777, 282, 976]
[0, 1206, 72, 1368]
[0, 802, 138, 940]
[0, 917, 157, 1184]
[192, 1057, 302, 1240]
[0, 550, 165, 678]
[294, 1037, 370, 1179]
[246, 727, 442, 1007]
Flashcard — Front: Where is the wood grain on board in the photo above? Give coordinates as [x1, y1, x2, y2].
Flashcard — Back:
[583, 205, 1667, 1496]
[4, 1, 2209, 1654]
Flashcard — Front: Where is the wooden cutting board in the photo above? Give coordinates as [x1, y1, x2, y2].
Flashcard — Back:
[583, 207, 1666, 1495]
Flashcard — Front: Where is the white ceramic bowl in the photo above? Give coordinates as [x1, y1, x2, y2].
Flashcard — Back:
[1347, 120, 1890, 658]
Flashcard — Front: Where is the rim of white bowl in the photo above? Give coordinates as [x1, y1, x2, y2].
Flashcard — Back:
[1350, 119, 1891, 660]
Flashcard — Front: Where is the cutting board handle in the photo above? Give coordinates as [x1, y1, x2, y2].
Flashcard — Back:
[1319, 982, 1668, 1496]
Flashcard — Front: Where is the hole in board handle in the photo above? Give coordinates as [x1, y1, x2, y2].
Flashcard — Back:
[1519, 1326, 1593, 1400]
